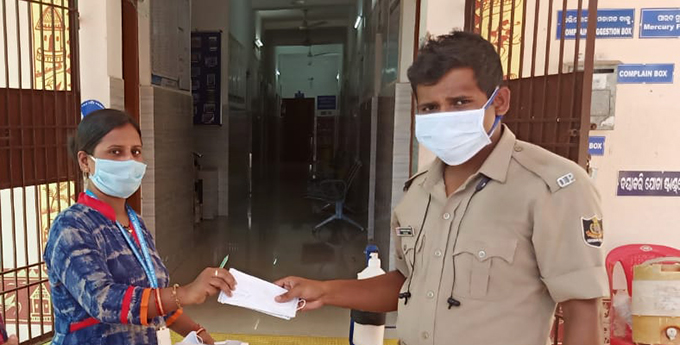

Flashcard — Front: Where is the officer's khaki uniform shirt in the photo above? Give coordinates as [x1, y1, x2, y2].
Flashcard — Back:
[393, 126, 609, 345]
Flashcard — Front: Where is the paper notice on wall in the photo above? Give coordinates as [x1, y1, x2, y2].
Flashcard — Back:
[151, 0, 179, 81]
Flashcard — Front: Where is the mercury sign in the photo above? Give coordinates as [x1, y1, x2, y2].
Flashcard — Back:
[640, 8, 680, 38]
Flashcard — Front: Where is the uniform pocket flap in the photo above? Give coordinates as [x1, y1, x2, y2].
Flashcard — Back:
[454, 238, 518, 264]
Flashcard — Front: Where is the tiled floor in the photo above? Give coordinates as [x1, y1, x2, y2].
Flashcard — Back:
[169, 163, 398, 339]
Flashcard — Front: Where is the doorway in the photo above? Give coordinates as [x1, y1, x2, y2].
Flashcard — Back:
[281, 98, 315, 163]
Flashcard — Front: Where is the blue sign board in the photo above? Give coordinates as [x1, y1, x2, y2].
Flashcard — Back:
[640, 8, 680, 38]
[556, 9, 635, 39]
[618, 171, 680, 196]
[317, 95, 337, 110]
[617, 64, 675, 84]
[80, 99, 105, 117]
[588, 136, 605, 156]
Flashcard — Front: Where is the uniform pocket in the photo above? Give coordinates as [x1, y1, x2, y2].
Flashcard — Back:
[401, 232, 425, 269]
[453, 238, 518, 300]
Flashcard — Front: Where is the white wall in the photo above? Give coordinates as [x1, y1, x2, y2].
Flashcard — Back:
[0, 0, 31, 89]
[588, 0, 680, 252]
[229, 0, 255, 48]
[79, 0, 123, 106]
[276, 45, 343, 100]
[419, 0, 466, 38]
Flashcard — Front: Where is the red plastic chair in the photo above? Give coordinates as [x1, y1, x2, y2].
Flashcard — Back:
[606, 244, 680, 345]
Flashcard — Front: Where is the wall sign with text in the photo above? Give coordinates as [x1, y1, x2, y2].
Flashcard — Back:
[317, 95, 337, 110]
[588, 136, 606, 156]
[556, 9, 635, 39]
[640, 8, 680, 38]
[618, 171, 680, 196]
[617, 64, 675, 84]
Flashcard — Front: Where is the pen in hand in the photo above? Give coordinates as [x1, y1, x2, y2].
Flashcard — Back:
[220, 254, 229, 269]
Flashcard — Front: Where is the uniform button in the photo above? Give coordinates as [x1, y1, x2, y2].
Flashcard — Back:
[478, 250, 487, 259]
[514, 145, 523, 152]
[426, 291, 435, 299]
[443, 213, 451, 220]
[422, 332, 430, 339]
[434, 250, 442, 257]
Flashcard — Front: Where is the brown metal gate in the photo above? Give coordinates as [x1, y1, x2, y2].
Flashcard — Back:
[0, 0, 80, 343]
[465, 0, 598, 167]
[465, 1, 598, 343]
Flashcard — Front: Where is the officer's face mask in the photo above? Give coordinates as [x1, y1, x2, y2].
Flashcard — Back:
[415, 87, 501, 166]
[88, 156, 147, 199]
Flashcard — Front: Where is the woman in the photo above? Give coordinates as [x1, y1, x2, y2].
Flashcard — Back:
[44, 109, 236, 344]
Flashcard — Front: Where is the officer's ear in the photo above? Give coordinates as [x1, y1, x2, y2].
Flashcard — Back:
[493, 86, 511, 116]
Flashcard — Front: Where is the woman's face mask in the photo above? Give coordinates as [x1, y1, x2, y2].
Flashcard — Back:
[88, 156, 147, 199]
[83, 123, 146, 199]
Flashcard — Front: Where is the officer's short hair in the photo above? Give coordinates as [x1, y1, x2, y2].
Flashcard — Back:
[407, 31, 503, 98]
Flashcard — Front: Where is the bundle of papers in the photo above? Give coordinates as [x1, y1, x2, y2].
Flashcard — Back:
[217, 268, 300, 320]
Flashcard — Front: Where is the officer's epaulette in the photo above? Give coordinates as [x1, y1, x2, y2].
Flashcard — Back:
[403, 170, 428, 191]
[511, 140, 587, 193]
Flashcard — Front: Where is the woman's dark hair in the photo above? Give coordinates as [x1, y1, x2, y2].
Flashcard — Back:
[68, 109, 142, 162]
[407, 31, 504, 98]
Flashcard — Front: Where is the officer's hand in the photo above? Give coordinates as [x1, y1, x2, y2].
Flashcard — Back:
[275, 276, 326, 311]
[7, 334, 19, 345]
[180, 267, 236, 306]
[200, 332, 215, 344]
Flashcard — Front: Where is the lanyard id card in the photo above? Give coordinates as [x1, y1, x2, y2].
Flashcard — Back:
[156, 326, 172, 345]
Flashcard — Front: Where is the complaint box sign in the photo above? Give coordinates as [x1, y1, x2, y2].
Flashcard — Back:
[618, 64, 675, 84]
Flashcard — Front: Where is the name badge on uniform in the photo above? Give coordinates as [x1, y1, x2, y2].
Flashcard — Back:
[156, 327, 172, 345]
[396, 226, 414, 237]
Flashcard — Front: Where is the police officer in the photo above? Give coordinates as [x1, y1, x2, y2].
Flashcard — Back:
[275, 31, 608, 345]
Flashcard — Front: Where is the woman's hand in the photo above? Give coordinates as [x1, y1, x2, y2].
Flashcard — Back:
[180, 267, 236, 306]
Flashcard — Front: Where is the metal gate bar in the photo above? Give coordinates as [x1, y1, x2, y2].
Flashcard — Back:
[466, 0, 598, 166]
[0, 0, 80, 343]
[465, 1, 598, 343]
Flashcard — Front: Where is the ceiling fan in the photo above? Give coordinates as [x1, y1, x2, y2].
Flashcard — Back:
[306, 46, 337, 58]
[298, 9, 327, 30]
[305, 46, 338, 66]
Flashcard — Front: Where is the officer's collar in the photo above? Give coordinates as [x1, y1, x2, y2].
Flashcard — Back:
[478, 124, 515, 183]
[422, 125, 515, 194]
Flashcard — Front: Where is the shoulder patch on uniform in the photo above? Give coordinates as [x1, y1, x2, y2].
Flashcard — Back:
[582, 216, 603, 248]
[403, 170, 428, 191]
[512, 140, 586, 193]
[557, 173, 576, 188]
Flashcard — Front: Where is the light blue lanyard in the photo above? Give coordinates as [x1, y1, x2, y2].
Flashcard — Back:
[85, 190, 158, 288]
